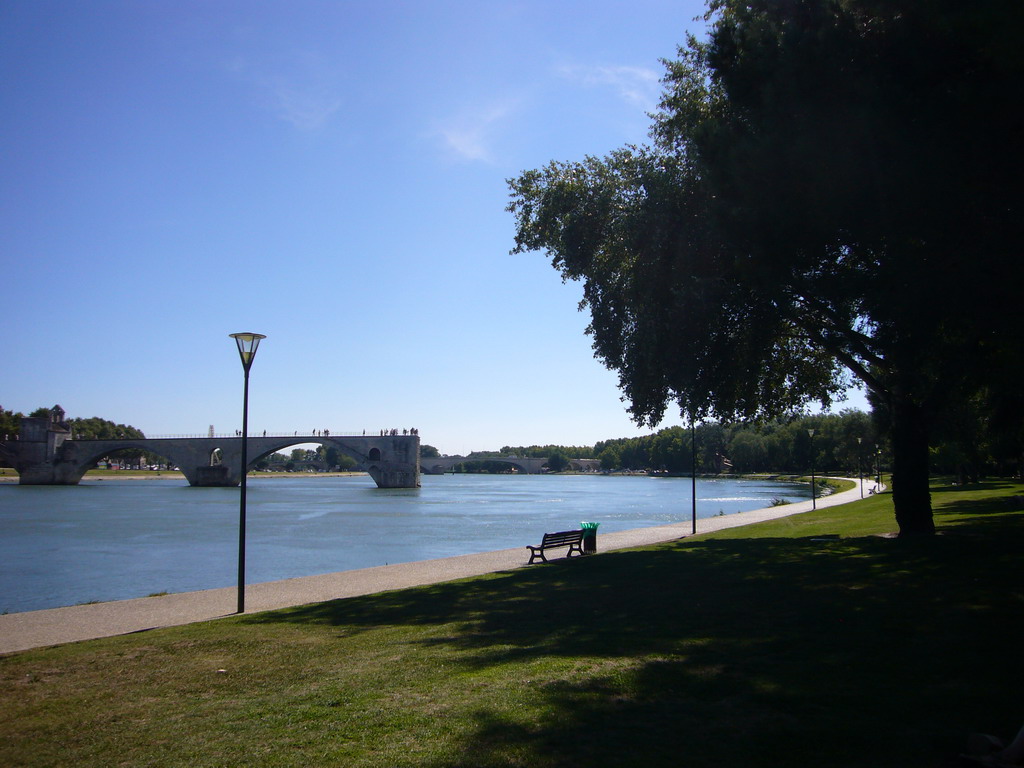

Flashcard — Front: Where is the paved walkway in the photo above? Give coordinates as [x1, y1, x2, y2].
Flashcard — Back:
[0, 479, 876, 655]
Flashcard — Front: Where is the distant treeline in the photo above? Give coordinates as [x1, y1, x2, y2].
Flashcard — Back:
[599, 413, 878, 474]
[484, 407, 1019, 480]
[492, 411, 878, 475]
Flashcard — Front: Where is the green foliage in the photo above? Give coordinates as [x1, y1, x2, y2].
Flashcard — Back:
[3, 407, 146, 444]
[508, 146, 849, 427]
[597, 446, 619, 471]
[508, 0, 1024, 534]
[479, 411, 882, 475]
[319, 446, 357, 471]
[333, 452, 357, 471]
[453, 460, 519, 474]
[498, 444, 592, 459]
[67, 416, 144, 441]
[590, 411, 880, 474]
[419, 444, 440, 458]
[545, 450, 570, 472]
[67, 414, 149, 464]
[0, 406, 23, 438]
[927, 390, 1024, 482]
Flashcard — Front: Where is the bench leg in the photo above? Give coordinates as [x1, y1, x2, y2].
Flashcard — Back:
[526, 547, 548, 564]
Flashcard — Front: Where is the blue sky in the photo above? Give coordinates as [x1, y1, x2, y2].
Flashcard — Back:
[1, 1, 865, 455]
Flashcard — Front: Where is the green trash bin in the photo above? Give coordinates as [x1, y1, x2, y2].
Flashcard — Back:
[580, 521, 600, 553]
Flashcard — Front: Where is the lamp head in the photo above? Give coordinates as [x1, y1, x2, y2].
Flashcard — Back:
[229, 333, 266, 372]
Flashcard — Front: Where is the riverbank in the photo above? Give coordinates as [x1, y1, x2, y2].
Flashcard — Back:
[0, 479, 866, 654]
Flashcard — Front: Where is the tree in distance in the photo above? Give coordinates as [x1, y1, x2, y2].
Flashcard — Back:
[508, 0, 1024, 535]
[546, 450, 570, 472]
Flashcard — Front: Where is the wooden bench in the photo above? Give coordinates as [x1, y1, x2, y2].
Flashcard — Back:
[526, 529, 586, 564]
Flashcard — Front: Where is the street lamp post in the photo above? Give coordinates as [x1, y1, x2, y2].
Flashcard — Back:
[229, 332, 265, 614]
[691, 419, 697, 535]
[857, 437, 863, 498]
[808, 428, 817, 510]
[875, 443, 881, 491]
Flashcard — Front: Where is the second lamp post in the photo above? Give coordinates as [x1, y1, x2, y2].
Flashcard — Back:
[808, 428, 816, 510]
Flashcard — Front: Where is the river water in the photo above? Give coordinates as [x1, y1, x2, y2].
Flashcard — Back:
[0, 473, 809, 614]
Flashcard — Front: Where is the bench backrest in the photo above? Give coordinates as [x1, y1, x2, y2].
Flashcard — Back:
[542, 529, 584, 546]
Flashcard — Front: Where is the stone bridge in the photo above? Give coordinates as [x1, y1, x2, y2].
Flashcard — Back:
[420, 456, 600, 474]
[0, 412, 420, 488]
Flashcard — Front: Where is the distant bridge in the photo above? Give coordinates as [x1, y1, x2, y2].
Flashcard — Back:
[0, 412, 419, 488]
[420, 456, 600, 475]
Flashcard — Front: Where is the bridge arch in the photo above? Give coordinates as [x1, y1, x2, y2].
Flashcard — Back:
[245, 437, 372, 471]
[32, 440, 182, 485]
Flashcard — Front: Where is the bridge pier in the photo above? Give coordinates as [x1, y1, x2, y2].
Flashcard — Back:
[367, 462, 420, 489]
[191, 465, 235, 487]
[15, 462, 88, 485]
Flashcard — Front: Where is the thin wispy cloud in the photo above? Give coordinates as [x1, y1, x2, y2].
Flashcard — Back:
[558, 63, 662, 111]
[229, 51, 344, 132]
[262, 76, 343, 132]
[434, 99, 520, 163]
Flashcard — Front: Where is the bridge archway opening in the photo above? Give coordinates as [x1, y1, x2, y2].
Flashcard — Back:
[102, 446, 175, 470]
[244, 439, 367, 473]
[69, 443, 178, 475]
[210, 448, 223, 466]
[368, 448, 382, 462]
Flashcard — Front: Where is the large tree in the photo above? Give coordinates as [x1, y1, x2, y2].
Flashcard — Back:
[508, 0, 1024, 535]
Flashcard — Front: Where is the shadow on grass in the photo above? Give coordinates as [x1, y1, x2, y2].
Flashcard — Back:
[931, 480, 1021, 495]
[244, 495, 1024, 767]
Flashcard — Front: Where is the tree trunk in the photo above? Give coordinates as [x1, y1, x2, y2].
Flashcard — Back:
[890, 397, 935, 536]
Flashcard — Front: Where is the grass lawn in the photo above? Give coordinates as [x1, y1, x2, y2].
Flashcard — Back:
[2, 480, 1023, 767]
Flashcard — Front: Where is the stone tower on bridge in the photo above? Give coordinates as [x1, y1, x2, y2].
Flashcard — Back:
[2, 406, 75, 484]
